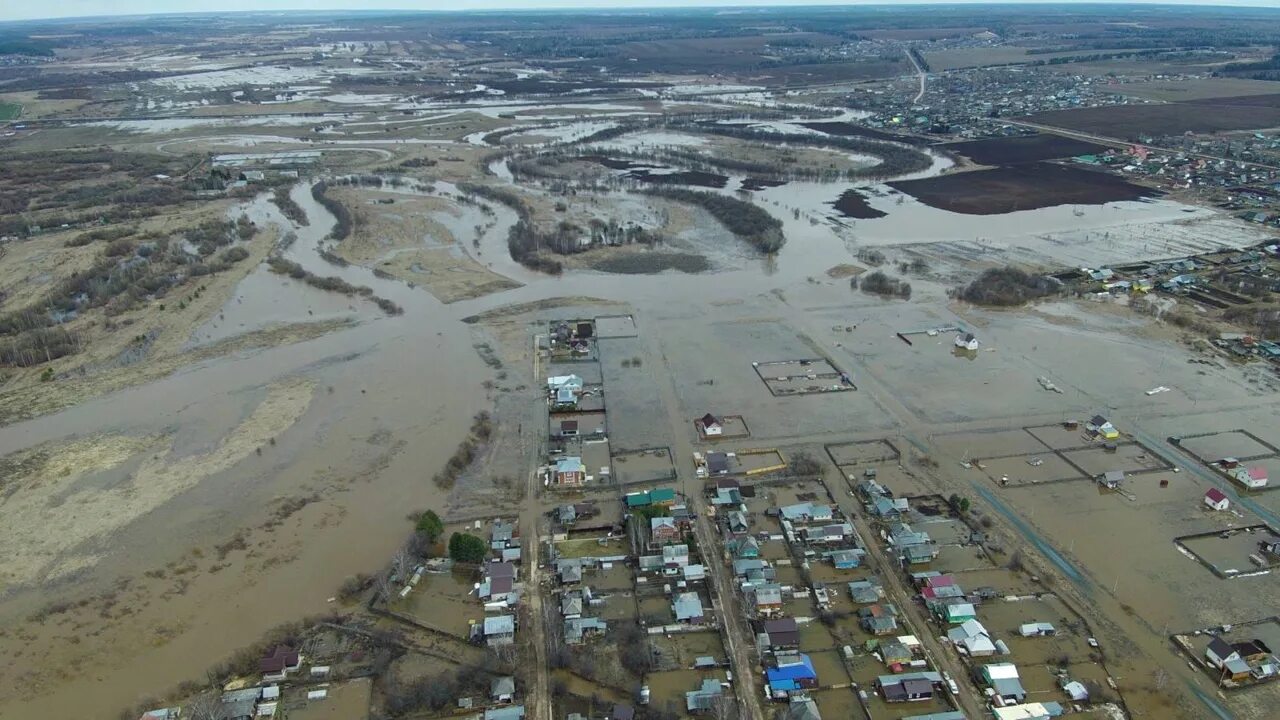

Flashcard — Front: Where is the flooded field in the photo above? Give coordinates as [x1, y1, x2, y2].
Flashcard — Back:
[3, 12, 1279, 720]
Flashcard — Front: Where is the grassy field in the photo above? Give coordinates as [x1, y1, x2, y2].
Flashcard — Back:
[1113, 77, 1280, 102]
[0, 102, 22, 121]
[1026, 98, 1280, 139]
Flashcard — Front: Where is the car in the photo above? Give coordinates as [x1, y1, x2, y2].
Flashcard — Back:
[1087, 637, 1100, 648]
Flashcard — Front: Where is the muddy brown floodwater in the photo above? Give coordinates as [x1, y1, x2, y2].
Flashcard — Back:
[0, 184, 490, 718]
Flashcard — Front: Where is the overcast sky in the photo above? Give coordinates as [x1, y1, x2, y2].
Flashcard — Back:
[4, 1, 1280, 24]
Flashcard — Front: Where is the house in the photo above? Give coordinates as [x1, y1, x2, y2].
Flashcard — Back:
[780, 503, 834, 524]
[139, 709, 181, 720]
[561, 593, 584, 619]
[948, 618, 996, 657]
[803, 523, 854, 545]
[1019, 622, 1057, 637]
[485, 706, 526, 720]
[491, 676, 516, 704]
[1262, 537, 1280, 556]
[766, 654, 818, 696]
[730, 535, 761, 559]
[942, 602, 976, 624]
[220, 688, 261, 720]
[662, 543, 690, 570]
[671, 504, 696, 531]
[753, 584, 784, 617]
[565, 617, 608, 644]
[1206, 636, 1239, 669]
[479, 575, 515, 603]
[683, 564, 707, 582]
[763, 618, 800, 649]
[955, 332, 979, 351]
[992, 704, 1060, 720]
[706, 452, 731, 476]
[554, 385, 579, 408]
[862, 615, 898, 636]
[1087, 415, 1120, 439]
[711, 486, 743, 506]
[1061, 679, 1088, 701]
[982, 663, 1027, 703]
[557, 559, 584, 585]
[685, 678, 723, 713]
[700, 413, 723, 436]
[484, 615, 516, 646]
[555, 457, 586, 485]
[879, 641, 913, 667]
[1097, 470, 1125, 489]
[877, 672, 941, 702]
[1232, 466, 1268, 489]
[1204, 488, 1231, 511]
[829, 549, 864, 569]
[903, 544, 939, 565]
[726, 510, 749, 535]
[649, 487, 677, 507]
[491, 521, 515, 548]
[650, 517, 681, 547]
[848, 578, 884, 604]
[548, 375, 584, 392]
[673, 592, 705, 624]
[784, 697, 822, 720]
[260, 646, 301, 681]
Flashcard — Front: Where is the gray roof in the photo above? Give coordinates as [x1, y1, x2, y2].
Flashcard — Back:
[484, 706, 526, 720]
[485, 615, 515, 635]
[673, 592, 705, 621]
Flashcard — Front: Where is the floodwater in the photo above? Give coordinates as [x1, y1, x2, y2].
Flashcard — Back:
[0, 181, 490, 718]
[2, 91, 1273, 720]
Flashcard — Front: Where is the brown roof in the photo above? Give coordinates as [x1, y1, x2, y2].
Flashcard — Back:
[260, 646, 299, 673]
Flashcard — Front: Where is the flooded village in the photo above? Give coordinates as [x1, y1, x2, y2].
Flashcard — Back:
[2, 5, 1280, 720]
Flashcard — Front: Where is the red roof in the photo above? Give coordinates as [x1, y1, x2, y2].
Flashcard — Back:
[925, 574, 956, 588]
[1205, 488, 1228, 503]
[1249, 467, 1268, 480]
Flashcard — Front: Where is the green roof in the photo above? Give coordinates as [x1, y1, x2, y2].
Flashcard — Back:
[649, 488, 676, 502]
[625, 492, 651, 507]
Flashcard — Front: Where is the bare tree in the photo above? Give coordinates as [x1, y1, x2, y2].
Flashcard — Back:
[185, 691, 223, 720]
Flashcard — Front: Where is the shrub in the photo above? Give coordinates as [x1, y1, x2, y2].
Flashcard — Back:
[415, 510, 444, 545]
[957, 266, 1058, 306]
[448, 532, 487, 564]
[859, 271, 912, 300]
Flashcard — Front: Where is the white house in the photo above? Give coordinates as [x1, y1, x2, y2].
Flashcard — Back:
[1232, 467, 1268, 490]
[699, 413, 723, 436]
[1204, 488, 1230, 511]
[955, 333, 979, 351]
[547, 375, 584, 392]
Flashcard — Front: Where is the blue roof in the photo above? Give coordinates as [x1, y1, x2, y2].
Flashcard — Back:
[557, 457, 585, 473]
[766, 655, 816, 689]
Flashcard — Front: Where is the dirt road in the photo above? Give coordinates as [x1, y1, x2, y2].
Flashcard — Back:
[905, 46, 927, 105]
[524, 460, 552, 720]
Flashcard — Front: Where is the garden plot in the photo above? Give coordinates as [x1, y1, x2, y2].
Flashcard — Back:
[934, 428, 1050, 459]
[398, 569, 482, 639]
[612, 448, 676, 486]
[931, 544, 1000, 574]
[1176, 525, 1280, 578]
[979, 453, 1085, 487]
[594, 314, 639, 338]
[849, 464, 937, 498]
[1176, 430, 1279, 464]
[1026, 423, 1098, 451]
[826, 439, 901, 466]
[1060, 442, 1171, 478]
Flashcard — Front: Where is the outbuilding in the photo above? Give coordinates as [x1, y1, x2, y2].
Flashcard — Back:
[1204, 488, 1231, 511]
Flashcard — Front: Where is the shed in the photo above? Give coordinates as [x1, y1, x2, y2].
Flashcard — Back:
[1204, 488, 1230, 511]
